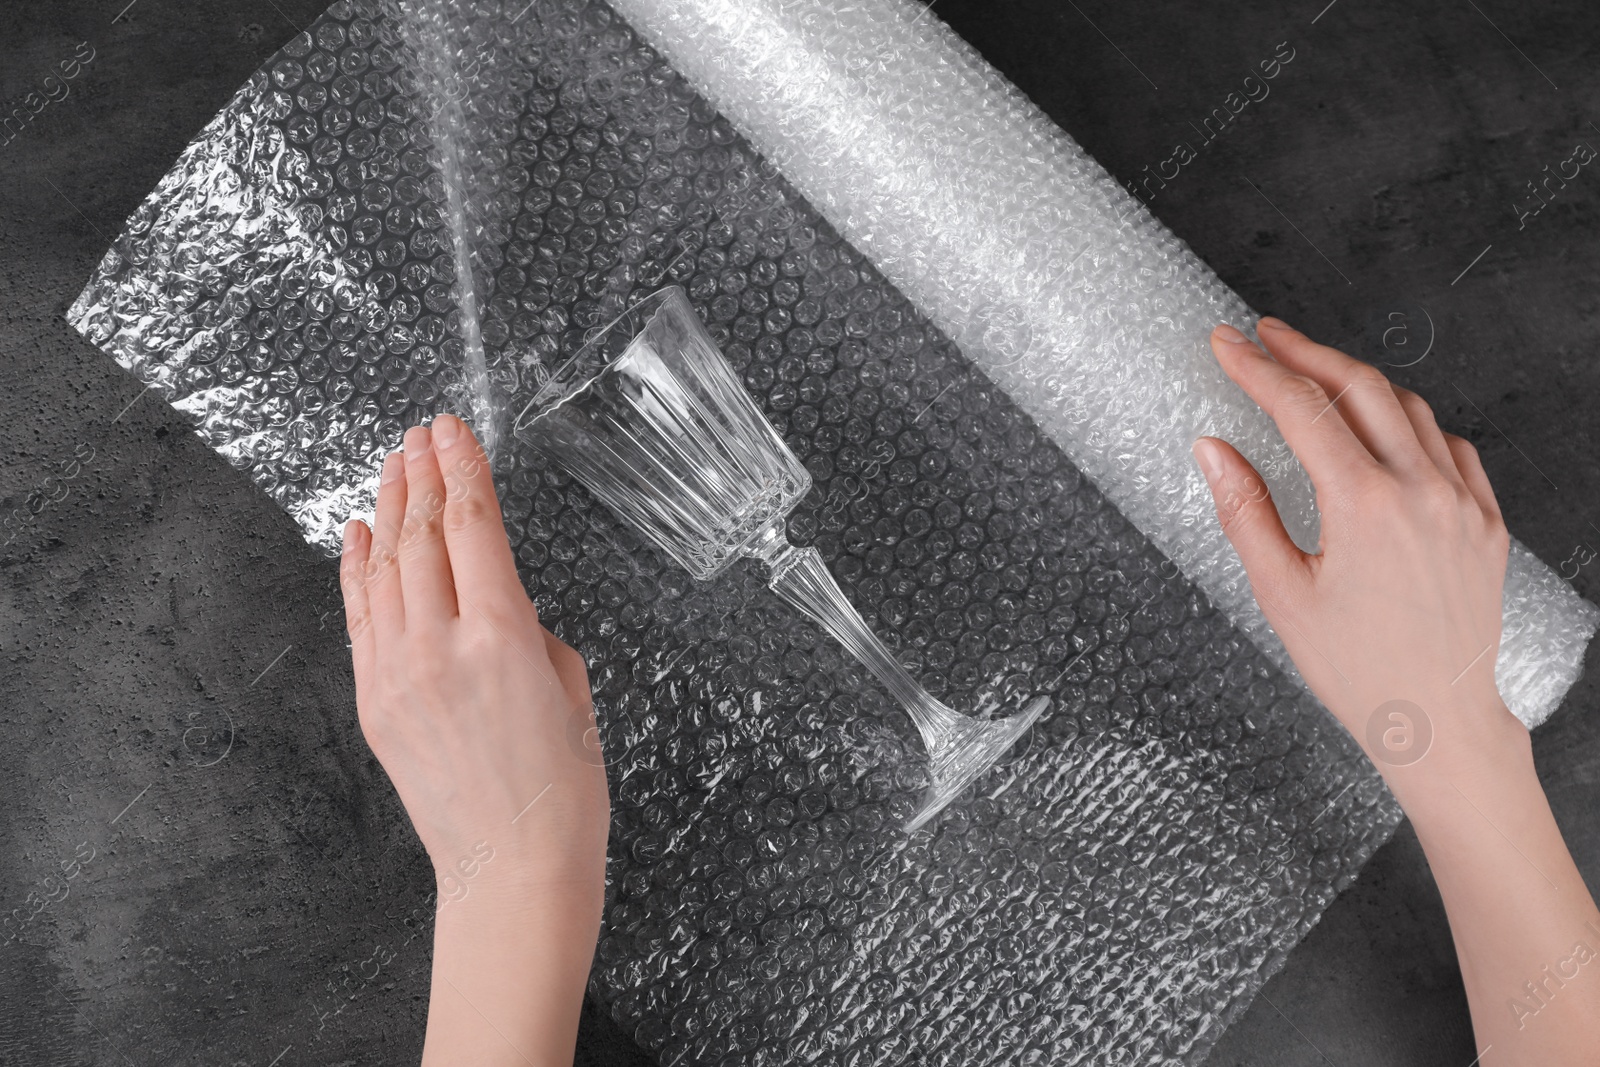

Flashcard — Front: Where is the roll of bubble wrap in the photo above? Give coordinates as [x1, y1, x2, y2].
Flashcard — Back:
[59, 0, 1583, 1064]
[600, 0, 1599, 729]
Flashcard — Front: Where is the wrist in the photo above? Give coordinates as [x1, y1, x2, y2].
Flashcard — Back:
[434, 860, 604, 934]
[430, 874, 604, 1011]
[1369, 686, 1538, 824]
[428, 822, 607, 916]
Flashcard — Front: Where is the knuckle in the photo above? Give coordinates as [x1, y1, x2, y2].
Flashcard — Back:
[459, 625, 505, 662]
[444, 480, 502, 535]
[1352, 469, 1404, 507]
[1478, 504, 1510, 538]
[1273, 374, 1328, 414]
[411, 490, 446, 528]
[345, 604, 373, 640]
[1395, 387, 1433, 419]
[1445, 433, 1479, 463]
[1416, 478, 1461, 517]
[472, 594, 531, 635]
[361, 542, 399, 584]
[340, 552, 366, 587]
[1348, 363, 1391, 391]
[399, 508, 444, 556]
[405, 649, 449, 691]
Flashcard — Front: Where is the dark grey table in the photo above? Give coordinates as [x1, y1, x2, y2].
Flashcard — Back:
[2, 1, 1596, 1064]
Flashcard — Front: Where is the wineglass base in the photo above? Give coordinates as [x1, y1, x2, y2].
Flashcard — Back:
[905, 694, 1051, 833]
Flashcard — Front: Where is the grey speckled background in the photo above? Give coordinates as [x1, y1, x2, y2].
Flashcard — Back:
[1, 1, 1597, 1064]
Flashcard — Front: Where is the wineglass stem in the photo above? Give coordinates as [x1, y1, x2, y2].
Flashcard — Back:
[744, 522, 966, 746]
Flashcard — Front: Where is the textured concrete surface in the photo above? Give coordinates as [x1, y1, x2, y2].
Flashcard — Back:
[1, 1, 1597, 1065]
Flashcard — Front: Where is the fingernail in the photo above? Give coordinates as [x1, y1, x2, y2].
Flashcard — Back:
[1259, 316, 1293, 332]
[403, 424, 431, 456]
[433, 413, 462, 449]
[1213, 323, 1255, 345]
[341, 519, 360, 551]
[381, 452, 405, 484]
[1192, 438, 1224, 485]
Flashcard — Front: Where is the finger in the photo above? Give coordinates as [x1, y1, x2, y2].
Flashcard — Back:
[433, 414, 525, 613]
[1193, 436, 1310, 595]
[1444, 433, 1504, 525]
[1210, 324, 1381, 490]
[1391, 385, 1467, 489]
[1254, 317, 1430, 472]
[397, 424, 459, 625]
[340, 518, 377, 680]
[365, 450, 408, 644]
[457, 590, 561, 701]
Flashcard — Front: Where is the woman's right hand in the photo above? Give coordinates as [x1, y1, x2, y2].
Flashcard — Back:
[1196, 316, 1600, 1066]
[1193, 316, 1524, 797]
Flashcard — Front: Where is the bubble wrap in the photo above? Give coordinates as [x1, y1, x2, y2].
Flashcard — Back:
[599, 0, 1598, 732]
[58, 0, 1574, 1063]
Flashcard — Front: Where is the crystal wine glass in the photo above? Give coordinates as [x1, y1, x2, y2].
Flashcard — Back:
[512, 286, 1048, 831]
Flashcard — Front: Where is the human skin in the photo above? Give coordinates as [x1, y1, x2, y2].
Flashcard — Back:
[339, 413, 609, 1067]
[339, 318, 1600, 1065]
[1198, 317, 1600, 1065]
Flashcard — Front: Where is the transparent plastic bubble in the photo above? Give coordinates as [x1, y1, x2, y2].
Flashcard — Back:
[67, 0, 1597, 1063]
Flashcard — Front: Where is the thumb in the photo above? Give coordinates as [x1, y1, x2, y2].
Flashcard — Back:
[1192, 436, 1308, 593]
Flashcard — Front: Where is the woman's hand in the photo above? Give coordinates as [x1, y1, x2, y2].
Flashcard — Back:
[1195, 316, 1522, 795]
[1198, 317, 1600, 1066]
[340, 414, 609, 1066]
